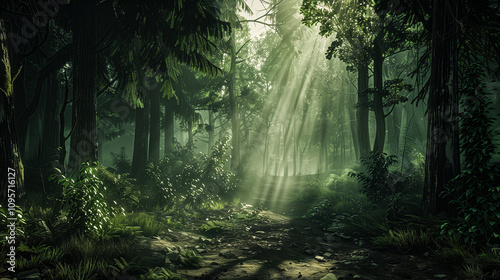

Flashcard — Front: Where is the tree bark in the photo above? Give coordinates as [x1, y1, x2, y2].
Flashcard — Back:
[357, 63, 370, 158]
[423, 0, 460, 215]
[42, 73, 59, 158]
[1, 18, 25, 199]
[347, 92, 359, 160]
[68, 0, 98, 170]
[164, 97, 175, 156]
[208, 109, 214, 154]
[131, 102, 149, 178]
[229, 34, 241, 170]
[372, 35, 386, 153]
[149, 86, 160, 164]
[131, 41, 150, 178]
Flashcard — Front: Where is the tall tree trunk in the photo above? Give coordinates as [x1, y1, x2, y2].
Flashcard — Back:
[357, 63, 370, 158]
[42, 73, 59, 158]
[208, 109, 214, 154]
[131, 41, 150, 178]
[68, 0, 98, 170]
[229, 35, 241, 170]
[13, 57, 26, 156]
[347, 92, 359, 160]
[372, 36, 386, 153]
[423, 0, 460, 215]
[131, 103, 149, 178]
[1, 18, 24, 199]
[187, 118, 193, 144]
[387, 106, 401, 155]
[149, 87, 160, 164]
[164, 97, 175, 156]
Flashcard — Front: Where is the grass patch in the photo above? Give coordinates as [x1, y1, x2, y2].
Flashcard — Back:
[388, 228, 433, 253]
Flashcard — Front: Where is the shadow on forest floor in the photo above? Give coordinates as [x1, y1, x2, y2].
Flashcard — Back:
[138, 207, 457, 280]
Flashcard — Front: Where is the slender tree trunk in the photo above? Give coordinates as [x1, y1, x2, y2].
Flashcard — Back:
[149, 87, 160, 164]
[187, 118, 193, 144]
[387, 106, 401, 155]
[357, 63, 370, 158]
[347, 92, 359, 160]
[42, 74, 59, 158]
[229, 35, 241, 170]
[13, 57, 26, 156]
[164, 97, 175, 156]
[208, 109, 214, 154]
[131, 103, 149, 178]
[131, 41, 150, 178]
[423, 0, 460, 215]
[1, 18, 24, 199]
[372, 35, 386, 153]
[68, 0, 98, 170]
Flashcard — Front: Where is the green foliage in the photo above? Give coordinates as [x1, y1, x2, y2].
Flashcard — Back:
[298, 171, 368, 222]
[179, 249, 203, 268]
[442, 65, 500, 245]
[140, 267, 183, 280]
[94, 165, 139, 211]
[51, 162, 119, 237]
[357, 78, 412, 111]
[388, 228, 433, 253]
[342, 209, 388, 237]
[110, 146, 132, 174]
[17, 246, 66, 271]
[47, 258, 109, 280]
[349, 151, 405, 206]
[198, 220, 234, 236]
[113, 212, 164, 237]
[144, 137, 237, 210]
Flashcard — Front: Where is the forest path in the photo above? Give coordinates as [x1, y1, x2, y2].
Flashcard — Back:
[143, 207, 457, 280]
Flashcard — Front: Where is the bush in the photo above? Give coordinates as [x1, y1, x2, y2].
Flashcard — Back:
[349, 151, 406, 206]
[51, 162, 119, 237]
[94, 165, 139, 211]
[144, 137, 237, 210]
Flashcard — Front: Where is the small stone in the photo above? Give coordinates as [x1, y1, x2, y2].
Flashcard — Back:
[323, 252, 332, 258]
[315, 255, 326, 262]
[353, 275, 361, 279]
[305, 249, 315, 255]
[433, 274, 447, 279]
[223, 251, 238, 259]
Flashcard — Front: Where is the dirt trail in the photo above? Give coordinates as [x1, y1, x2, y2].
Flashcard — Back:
[143, 209, 457, 280]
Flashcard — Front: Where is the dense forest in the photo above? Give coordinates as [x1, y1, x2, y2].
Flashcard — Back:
[1, 0, 500, 279]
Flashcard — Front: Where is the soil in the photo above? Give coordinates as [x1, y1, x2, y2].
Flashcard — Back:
[140, 207, 458, 280]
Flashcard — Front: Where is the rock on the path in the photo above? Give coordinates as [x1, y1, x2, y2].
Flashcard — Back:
[315, 255, 326, 262]
[353, 275, 361, 279]
[320, 273, 338, 280]
[222, 251, 238, 259]
[434, 274, 447, 278]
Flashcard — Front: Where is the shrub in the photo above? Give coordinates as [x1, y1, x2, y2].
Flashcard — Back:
[94, 165, 139, 211]
[349, 151, 406, 206]
[144, 137, 237, 210]
[51, 162, 119, 237]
